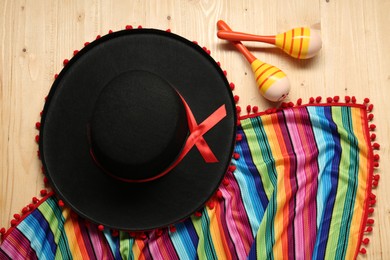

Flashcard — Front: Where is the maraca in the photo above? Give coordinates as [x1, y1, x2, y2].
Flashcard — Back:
[217, 27, 322, 59]
[217, 20, 290, 102]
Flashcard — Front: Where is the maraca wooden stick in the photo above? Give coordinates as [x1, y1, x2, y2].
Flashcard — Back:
[217, 20, 290, 102]
[217, 27, 322, 59]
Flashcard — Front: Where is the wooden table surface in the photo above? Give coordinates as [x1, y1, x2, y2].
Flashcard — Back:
[1, 0, 389, 258]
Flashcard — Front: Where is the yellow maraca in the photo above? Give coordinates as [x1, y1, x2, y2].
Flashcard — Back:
[217, 20, 290, 102]
[217, 27, 322, 59]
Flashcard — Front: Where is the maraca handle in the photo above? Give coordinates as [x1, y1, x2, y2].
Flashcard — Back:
[217, 30, 276, 45]
[217, 20, 256, 63]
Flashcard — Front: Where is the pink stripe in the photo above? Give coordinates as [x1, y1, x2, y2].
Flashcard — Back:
[284, 109, 307, 260]
[220, 171, 250, 258]
[88, 224, 104, 258]
[147, 236, 164, 259]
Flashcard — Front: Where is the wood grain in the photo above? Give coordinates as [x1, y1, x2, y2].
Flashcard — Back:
[1, 0, 389, 258]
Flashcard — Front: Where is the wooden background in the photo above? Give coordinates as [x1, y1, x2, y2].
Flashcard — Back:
[1, 0, 389, 258]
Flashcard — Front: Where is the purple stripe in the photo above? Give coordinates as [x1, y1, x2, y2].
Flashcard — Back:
[77, 218, 97, 259]
[0, 228, 38, 260]
[278, 110, 297, 260]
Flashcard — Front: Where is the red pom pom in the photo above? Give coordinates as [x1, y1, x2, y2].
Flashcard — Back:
[54, 74, 58, 79]
[362, 238, 370, 245]
[0, 227, 5, 235]
[366, 218, 374, 224]
[370, 133, 376, 140]
[194, 211, 202, 217]
[373, 175, 380, 181]
[281, 102, 288, 108]
[372, 143, 380, 149]
[125, 25, 133, 30]
[84, 42, 90, 47]
[137, 25, 143, 29]
[58, 200, 65, 207]
[192, 41, 198, 45]
[43, 177, 48, 184]
[369, 193, 376, 199]
[288, 102, 294, 107]
[359, 248, 367, 254]
[208, 201, 215, 209]
[351, 96, 357, 103]
[246, 105, 251, 113]
[216, 61, 221, 67]
[364, 98, 370, 103]
[373, 162, 379, 167]
[96, 35, 101, 40]
[367, 104, 374, 112]
[374, 154, 380, 161]
[369, 124, 376, 130]
[40, 189, 47, 196]
[252, 106, 259, 113]
[216, 190, 223, 200]
[234, 95, 239, 103]
[236, 134, 242, 142]
[108, 29, 113, 34]
[309, 97, 315, 103]
[112, 230, 119, 237]
[166, 29, 171, 33]
[315, 96, 322, 103]
[365, 226, 373, 232]
[35, 135, 40, 143]
[296, 98, 302, 106]
[10, 219, 18, 227]
[156, 229, 163, 237]
[222, 178, 229, 186]
[236, 106, 241, 114]
[32, 197, 39, 204]
[333, 96, 340, 102]
[169, 225, 176, 233]
[368, 114, 374, 120]
[372, 180, 378, 187]
[73, 50, 79, 56]
[368, 208, 374, 214]
[22, 207, 29, 214]
[229, 165, 237, 172]
[13, 214, 21, 220]
[98, 225, 104, 231]
[229, 82, 235, 90]
[326, 97, 332, 103]
[369, 199, 376, 206]
[223, 70, 227, 75]
[233, 153, 240, 160]
[63, 59, 69, 66]
[35, 122, 41, 130]
[345, 96, 351, 102]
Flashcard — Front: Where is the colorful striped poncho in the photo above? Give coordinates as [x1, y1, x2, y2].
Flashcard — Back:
[0, 100, 379, 259]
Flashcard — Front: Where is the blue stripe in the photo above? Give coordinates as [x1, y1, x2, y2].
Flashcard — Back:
[233, 139, 264, 237]
[312, 106, 342, 259]
[17, 210, 56, 260]
[170, 222, 196, 259]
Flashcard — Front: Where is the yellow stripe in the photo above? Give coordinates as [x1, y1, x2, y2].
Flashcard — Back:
[261, 114, 287, 259]
[251, 59, 285, 94]
[63, 208, 83, 259]
[206, 207, 228, 259]
[345, 107, 370, 259]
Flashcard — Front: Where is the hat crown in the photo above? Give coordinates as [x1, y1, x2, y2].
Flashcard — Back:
[90, 70, 189, 181]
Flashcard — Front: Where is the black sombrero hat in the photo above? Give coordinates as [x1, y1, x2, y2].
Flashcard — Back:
[39, 28, 237, 231]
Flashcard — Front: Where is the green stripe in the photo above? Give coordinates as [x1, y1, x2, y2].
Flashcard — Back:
[192, 209, 216, 259]
[335, 107, 359, 259]
[119, 232, 134, 260]
[39, 197, 72, 259]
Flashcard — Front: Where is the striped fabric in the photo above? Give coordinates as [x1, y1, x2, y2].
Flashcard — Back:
[0, 103, 375, 260]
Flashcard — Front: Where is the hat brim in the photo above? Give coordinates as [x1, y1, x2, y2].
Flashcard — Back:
[39, 29, 236, 231]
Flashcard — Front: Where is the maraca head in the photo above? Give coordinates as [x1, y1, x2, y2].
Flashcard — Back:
[251, 59, 291, 102]
[275, 28, 322, 59]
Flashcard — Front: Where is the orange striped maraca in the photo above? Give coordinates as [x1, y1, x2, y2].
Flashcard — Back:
[217, 27, 322, 59]
[217, 20, 290, 102]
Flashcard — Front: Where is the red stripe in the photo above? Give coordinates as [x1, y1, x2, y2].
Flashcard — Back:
[289, 29, 295, 55]
[259, 70, 282, 89]
[297, 27, 304, 59]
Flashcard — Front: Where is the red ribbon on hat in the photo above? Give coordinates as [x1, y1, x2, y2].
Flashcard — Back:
[91, 96, 227, 183]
